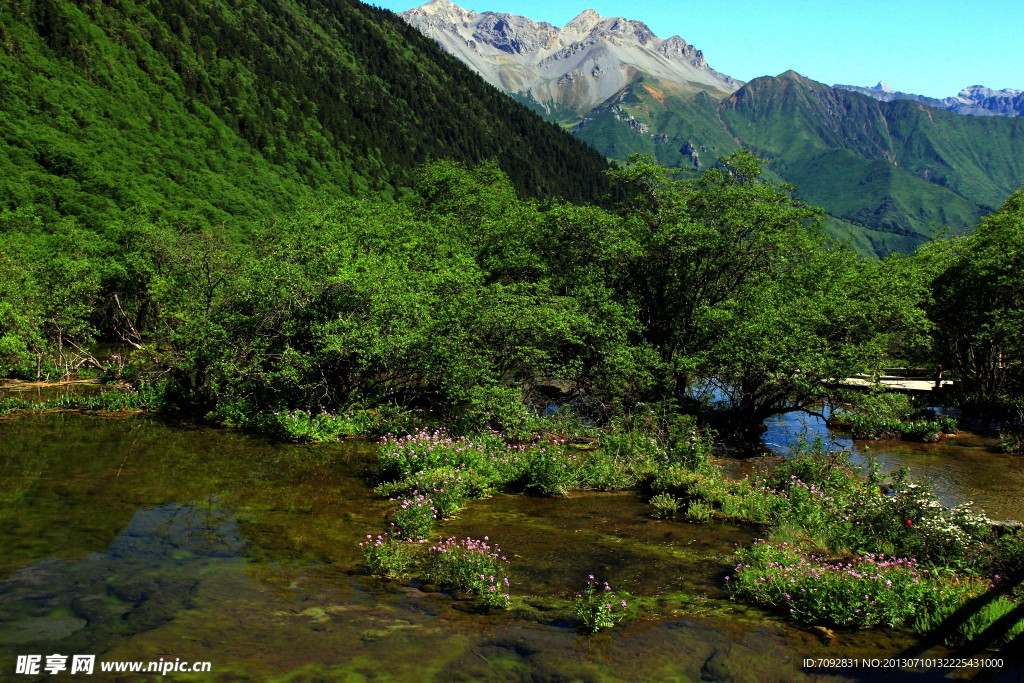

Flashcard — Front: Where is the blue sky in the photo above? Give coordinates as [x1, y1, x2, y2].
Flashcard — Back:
[368, 0, 1023, 98]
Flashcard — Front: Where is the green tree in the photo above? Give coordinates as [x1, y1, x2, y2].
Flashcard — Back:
[608, 152, 823, 394]
[608, 151, 915, 442]
[703, 246, 916, 442]
[928, 187, 1024, 402]
[0, 212, 104, 378]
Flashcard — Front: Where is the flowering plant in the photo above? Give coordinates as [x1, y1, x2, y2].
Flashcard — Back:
[727, 541, 1000, 629]
[424, 536, 511, 609]
[390, 492, 438, 540]
[574, 575, 628, 632]
[358, 534, 419, 578]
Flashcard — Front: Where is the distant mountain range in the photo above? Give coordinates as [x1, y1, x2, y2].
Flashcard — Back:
[402, 2, 1024, 256]
[834, 82, 1024, 118]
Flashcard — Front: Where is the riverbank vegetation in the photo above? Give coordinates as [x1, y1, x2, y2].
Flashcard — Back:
[3, 0, 1022, 659]
[829, 391, 960, 442]
[3, 154, 1021, 446]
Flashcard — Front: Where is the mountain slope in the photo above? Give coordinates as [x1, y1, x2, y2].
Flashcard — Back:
[401, 1, 741, 118]
[0, 0, 614, 229]
[720, 72, 1024, 221]
[575, 70, 1024, 253]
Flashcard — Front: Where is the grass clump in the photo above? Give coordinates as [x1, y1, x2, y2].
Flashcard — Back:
[1, 382, 169, 414]
[683, 501, 714, 523]
[914, 593, 1024, 647]
[359, 534, 420, 579]
[649, 492, 682, 519]
[207, 399, 410, 442]
[0, 395, 35, 414]
[389, 492, 439, 541]
[358, 533, 513, 610]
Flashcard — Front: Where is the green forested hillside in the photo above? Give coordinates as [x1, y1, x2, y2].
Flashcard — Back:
[0, 0, 613, 228]
[573, 71, 1024, 255]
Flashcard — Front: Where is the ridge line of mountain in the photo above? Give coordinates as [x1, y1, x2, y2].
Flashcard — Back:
[834, 82, 1024, 118]
[400, 1, 741, 116]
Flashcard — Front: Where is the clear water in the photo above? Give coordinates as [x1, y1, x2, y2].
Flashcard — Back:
[0, 413, 1020, 681]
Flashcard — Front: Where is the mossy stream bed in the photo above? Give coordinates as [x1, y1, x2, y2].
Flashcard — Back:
[0, 414, 1021, 681]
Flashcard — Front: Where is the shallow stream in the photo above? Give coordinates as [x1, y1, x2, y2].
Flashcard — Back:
[765, 410, 1024, 521]
[0, 413, 1021, 681]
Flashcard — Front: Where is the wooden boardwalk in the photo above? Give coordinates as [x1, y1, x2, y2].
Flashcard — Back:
[838, 375, 953, 393]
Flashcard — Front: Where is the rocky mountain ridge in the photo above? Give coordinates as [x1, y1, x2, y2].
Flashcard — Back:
[400, 0, 741, 115]
[834, 82, 1024, 117]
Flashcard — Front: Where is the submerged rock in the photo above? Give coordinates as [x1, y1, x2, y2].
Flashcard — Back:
[0, 616, 87, 644]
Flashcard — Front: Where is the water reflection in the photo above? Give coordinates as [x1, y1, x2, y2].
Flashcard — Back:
[0, 503, 243, 656]
[765, 409, 1024, 521]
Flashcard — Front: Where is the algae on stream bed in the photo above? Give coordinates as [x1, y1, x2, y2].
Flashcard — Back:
[0, 413, 1019, 681]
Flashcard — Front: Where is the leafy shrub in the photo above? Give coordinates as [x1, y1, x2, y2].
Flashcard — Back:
[649, 492, 681, 518]
[583, 449, 650, 490]
[938, 415, 960, 435]
[853, 479, 994, 570]
[424, 536, 511, 608]
[664, 414, 714, 470]
[771, 437, 865, 494]
[524, 444, 585, 496]
[369, 406, 434, 438]
[646, 438, 992, 570]
[602, 407, 712, 473]
[900, 420, 944, 443]
[207, 399, 386, 441]
[600, 426, 660, 462]
[840, 391, 916, 422]
[574, 575, 629, 632]
[447, 384, 536, 439]
[834, 392, 954, 442]
[529, 406, 600, 443]
[257, 409, 359, 442]
[988, 528, 1024, 577]
[998, 430, 1023, 454]
[846, 413, 904, 439]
